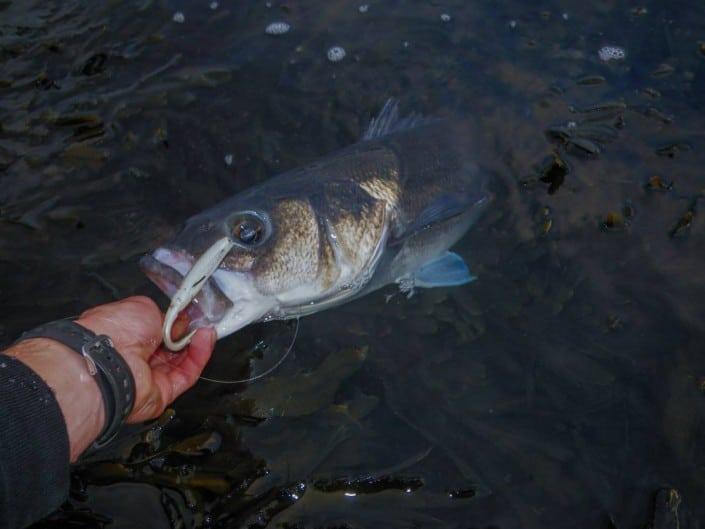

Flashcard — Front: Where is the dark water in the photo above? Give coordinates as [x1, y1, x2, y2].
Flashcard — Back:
[2, 1, 705, 528]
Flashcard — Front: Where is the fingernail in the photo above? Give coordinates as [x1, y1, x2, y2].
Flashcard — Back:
[208, 328, 217, 348]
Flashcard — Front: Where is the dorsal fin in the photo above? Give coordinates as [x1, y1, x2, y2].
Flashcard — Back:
[362, 98, 434, 140]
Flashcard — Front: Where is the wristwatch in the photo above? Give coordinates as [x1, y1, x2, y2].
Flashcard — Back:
[14, 319, 136, 453]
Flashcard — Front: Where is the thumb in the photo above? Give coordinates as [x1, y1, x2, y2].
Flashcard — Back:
[156, 327, 216, 402]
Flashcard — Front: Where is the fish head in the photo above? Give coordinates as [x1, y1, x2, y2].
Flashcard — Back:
[141, 190, 333, 341]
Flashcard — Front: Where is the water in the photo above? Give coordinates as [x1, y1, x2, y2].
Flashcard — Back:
[1, 1, 704, 527]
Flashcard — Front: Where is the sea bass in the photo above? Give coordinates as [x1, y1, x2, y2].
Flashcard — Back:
[141, 100, 490, 350]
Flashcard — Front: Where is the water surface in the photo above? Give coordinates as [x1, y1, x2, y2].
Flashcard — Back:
[1, 1, 705, 528]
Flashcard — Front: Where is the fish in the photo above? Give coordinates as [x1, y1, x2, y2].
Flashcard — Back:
[140, 99, 491, 350]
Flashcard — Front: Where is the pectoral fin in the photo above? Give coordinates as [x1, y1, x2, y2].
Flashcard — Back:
[414, 251, 476, 288]
[389, 193, 488, 247]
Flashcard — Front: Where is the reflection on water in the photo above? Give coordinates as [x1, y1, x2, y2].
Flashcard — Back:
[1, 1, 704, 528]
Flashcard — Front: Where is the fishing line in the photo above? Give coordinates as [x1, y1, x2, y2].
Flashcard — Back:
[198, 318, 299, 384]
[147, 318, 300, 385]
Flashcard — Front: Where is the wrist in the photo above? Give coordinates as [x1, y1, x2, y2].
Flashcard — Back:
[5, 338, 106, 462]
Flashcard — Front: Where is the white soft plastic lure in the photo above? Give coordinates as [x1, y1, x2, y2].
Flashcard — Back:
[162, 237, 234, 350]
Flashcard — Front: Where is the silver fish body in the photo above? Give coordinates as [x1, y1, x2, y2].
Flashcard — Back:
[141, 100, 490, 348]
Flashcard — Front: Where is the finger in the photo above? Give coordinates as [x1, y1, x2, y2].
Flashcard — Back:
[78, 296, 163, 359]
[148, 348, 181, 370]
[152, 327, 216, 404]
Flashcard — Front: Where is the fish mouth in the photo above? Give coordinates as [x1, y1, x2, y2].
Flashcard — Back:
[140, 249, 232, 337]
[141, 243, 277, 350]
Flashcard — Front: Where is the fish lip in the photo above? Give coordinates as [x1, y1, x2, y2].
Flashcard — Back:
[140, 250, 232, 331]
[140, 253, 182, 298]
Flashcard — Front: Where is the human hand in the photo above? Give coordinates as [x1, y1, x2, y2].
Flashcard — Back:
[5, 296, 215, 462]
[76, 296, 216, 423]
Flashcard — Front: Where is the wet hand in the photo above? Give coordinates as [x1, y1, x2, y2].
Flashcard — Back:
[76, 296, 216, 423]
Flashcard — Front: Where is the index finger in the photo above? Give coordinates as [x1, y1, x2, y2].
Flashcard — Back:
[151, 327, 216, 404]
[78, 296, 164, 359]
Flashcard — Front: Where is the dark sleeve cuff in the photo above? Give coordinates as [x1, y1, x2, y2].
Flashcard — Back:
[0, 354, 71, 529]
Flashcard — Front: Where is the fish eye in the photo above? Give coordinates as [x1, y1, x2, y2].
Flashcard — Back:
[235, 221, 260, 244]
[232, 216, 265, 245]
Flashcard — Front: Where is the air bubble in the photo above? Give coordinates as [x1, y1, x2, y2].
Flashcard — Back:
[265, 21, 291, 35]
[598, 46, 626, 62]
[172, 11, 185, 23]
[327, 46, 346, 62]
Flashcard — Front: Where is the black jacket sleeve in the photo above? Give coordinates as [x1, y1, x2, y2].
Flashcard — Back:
[0, 354, 71, 529]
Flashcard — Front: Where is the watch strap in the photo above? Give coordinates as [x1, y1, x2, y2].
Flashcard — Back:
[15, 319, 135, 452]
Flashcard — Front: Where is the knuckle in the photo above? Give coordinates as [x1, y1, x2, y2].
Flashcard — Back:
[128, 295, 160, 312]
